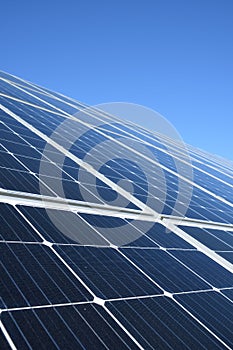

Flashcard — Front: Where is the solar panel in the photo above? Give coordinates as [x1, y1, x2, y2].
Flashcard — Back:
[0, 71, 232, 349]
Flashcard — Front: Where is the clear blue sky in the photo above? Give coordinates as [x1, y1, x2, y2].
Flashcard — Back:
[1, 0, 233, 160]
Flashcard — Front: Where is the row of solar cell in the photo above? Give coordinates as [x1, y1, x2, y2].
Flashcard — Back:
[1, 79, 231, 187]
[0, 202, 196, 249]
[0, 96, 65, 135]
[2, 293, 232, 349]
[0, 204, 42, 242]
[184, 206, 233, 224]
[179, 226, 233, 251]
[193, 169, 233, 202]
[56, 245, 162, 299]
[2, 123, 231, 221]
[192, 160, 233, 186]
[10, 77, 86, 111]
[2, 240, 231, 311]
[0, 79, 70, 114]
[186, 188, 233, 224]
[190, 149, 233, 176]
[2, 93, 189, 191]
[1, 83, 233, 216]
[0, 116, 113, 203]
[0, 168, 46, 195]
[1, 304, 138, 350]
[4, 98, 232, 220]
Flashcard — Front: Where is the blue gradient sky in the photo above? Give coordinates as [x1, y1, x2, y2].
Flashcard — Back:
[1, 1, 233, 160]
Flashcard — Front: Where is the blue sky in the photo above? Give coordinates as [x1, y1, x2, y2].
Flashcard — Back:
[1, 0, 233, 160]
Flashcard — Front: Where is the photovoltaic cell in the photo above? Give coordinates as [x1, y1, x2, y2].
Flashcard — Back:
[55, 245, 163, 298]
[106, 297, 225, 349]
[120, 248, 210, 293]
[0, 328, 11, 350]
[174, 292, 233, 349]
[0, 243, 92, 308]
[179, 226, 233, 251]
[18, 206, 109, 245]
[0, 204, 42, 242]
[170, 250, 233, 288]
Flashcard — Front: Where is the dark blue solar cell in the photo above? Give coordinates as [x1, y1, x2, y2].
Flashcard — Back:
[0, 328, 11, 350]
[96, 183, 119, 201]
[19, 206, 108, 245]
[170, 250, 233, 288]
[0, 168, 42, 194]
[0, 129, 21, 143]
[80, 214, 129, 229]
[0, 204, 42, 242]
[123, 233, 160, 247]
[68, 129, 107, 158]
[16, 155, 46, 173]
[0, 139, 42, 158]
[1, 304, 139, 350]
[179, 226, 232, 251]
[147, 146, 178, 172]
[174, 291, 233, 349]
[63, 181, 107, 203]
[55, 245, 162, 298]
[106, 297, 224, 349]
[0, 151, 26, 171]
[0, 243, 92, 308]
[120, 248, 209, 292]
[210, 209, 233, 223]
[145, 223, 194, 248]
[186, 188, 233, 224]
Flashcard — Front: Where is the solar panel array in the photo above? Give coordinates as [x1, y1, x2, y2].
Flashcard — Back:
[0, 71, 233, 349]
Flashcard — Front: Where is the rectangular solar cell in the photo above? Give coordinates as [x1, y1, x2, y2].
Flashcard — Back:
[142, 222, 195, 248]
[18, 206, 109, 245]
[0, 243, 92, 308]
[170, 250, 233, 288]
[120, 248, 210, 293]
[174, 291, 233, 349]
[55, 245, 163, 299]
[0, 327, 11, 350]
[0, 204, 42, 242]
[179, 226, 233, 251]
[106, 297, 225, 349]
